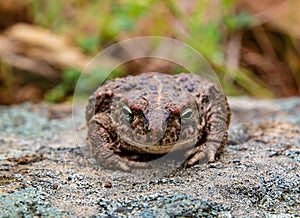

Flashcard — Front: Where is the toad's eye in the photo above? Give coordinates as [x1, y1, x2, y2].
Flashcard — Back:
[181, 107, 193, 123]
[122, 105, 134, 122]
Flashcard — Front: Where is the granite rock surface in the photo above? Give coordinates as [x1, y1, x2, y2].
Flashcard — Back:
[0, 97, 299, 217]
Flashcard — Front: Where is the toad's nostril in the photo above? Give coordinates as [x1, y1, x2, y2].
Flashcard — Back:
[145, 128, 165, 143]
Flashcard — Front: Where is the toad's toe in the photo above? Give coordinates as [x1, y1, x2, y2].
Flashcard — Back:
[186, 151, 206, 166]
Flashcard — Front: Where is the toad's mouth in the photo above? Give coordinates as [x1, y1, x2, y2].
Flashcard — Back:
[120, 135, 198, 154]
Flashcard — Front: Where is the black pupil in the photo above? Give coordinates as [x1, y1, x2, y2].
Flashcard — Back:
[123, 107, 132, 116]
[183, 110, 192, 119]
[123, 106, 134, 122]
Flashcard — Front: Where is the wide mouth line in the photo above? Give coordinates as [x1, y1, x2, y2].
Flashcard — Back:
[121, 135, 197, 149]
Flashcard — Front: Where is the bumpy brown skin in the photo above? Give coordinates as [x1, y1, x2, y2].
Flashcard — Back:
[86, 72, 231, 171]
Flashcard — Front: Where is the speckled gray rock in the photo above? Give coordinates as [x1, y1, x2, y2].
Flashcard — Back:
[0, 98, 299, 217]
[0, 188, 66, 217]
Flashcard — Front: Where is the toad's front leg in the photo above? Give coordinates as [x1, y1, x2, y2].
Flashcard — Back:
[88, 113, 147, 171]
[185, 132, 229, 166]
[185, 93, 230, 166]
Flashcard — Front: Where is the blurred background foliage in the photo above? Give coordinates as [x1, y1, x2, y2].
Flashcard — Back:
[0, 0, 299, 104]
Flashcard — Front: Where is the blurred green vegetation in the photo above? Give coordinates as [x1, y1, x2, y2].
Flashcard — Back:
[44, 68, 81, 102]
[29, 0, 275, 102]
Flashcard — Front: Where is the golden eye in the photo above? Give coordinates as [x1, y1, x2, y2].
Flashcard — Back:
[122, 105, 134, 122]
[181, 107, 193, 123]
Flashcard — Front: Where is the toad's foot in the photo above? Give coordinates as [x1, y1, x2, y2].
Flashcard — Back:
[184, 142, 219, 166]
[96, 150, 148, 171]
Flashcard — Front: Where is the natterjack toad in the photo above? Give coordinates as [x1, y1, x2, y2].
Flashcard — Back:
[86, 72, 231, 171]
